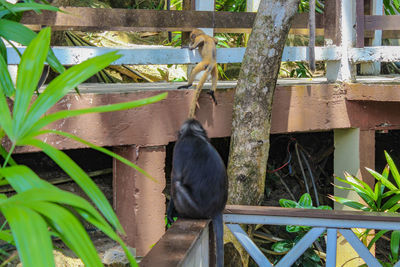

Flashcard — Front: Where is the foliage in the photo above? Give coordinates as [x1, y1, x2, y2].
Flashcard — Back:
[0, 27, 167, 266]
[272, 193, 331, 266]
[384, 0, 400, 15]
[298, 0, 324, 14]
[331, 151, 400, 266]
[0, 0, 67, 91]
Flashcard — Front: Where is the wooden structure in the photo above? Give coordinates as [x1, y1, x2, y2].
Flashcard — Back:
[5, 0, 400, 263]
[142, 206, 400, 266]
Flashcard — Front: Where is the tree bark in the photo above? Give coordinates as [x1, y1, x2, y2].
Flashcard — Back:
[228, 0, 300, 205]
[225, 0, 300, 264]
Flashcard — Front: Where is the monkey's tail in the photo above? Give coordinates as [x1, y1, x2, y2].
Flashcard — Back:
[213, 213, 224, 267]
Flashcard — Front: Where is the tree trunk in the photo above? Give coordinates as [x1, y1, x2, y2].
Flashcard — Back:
[225, 0, 300, 265]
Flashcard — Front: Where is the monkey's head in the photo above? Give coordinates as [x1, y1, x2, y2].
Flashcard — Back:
[178, 119, 209, 141]
[190, 29, 205, 43]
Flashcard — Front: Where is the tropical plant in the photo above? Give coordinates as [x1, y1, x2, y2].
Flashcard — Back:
[0, 1, 66, 85]
[331, 151, 400, 266]
[272, 193, 331, 266]
[0, 27, 167, 266]
[384, 0, 400, 15]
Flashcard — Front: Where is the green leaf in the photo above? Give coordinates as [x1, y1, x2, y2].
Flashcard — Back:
[286, 225, 301, 233]
[1, 204, 55, 267]
[19, 51, 121, 137]
[12, 27, 50, 138]
[0, 19, 36, 45]
[20, 138, 124, 233]
[279, 199, 300, 208]
[0, 52, 14, 97]
[0, 19, 65, 74]
[385, 151, 400, 188]
[0, 165, 54, 192]
[0, 230, 13, 245]
[315, 205, 332, 210]
[0, 37, 7, 64]
[389, 203, 400, 212]
[336, 175, 376, 208]
[0, 3, 59, 18]
[29, 201, 103, 267]
[329, 195, 370, 211]
[0, 144, 16, 167]
[299, 193, 312, 208]
[272, 240, 292, 253]
[367, 167, 398, 191]
[34, 130, 156, 182]
[345, 171, 375, 200]
[381, 194, 400, 211]
[368, 229, 389, 249]
[391, 231, 400, 262]
[26, 92, 168, 135]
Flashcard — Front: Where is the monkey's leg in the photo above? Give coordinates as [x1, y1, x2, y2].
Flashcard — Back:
[206, 64, 218, 105]
[174, 181, 203, 215]
[177, 62, 207, 89]
[188, 68, 210, 118]
[212, 213, 224, 267]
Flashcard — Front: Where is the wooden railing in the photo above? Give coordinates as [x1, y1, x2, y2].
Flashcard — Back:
[141, 205, 400, 266]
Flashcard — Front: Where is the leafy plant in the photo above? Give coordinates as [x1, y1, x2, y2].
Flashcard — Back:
[331, 151, 400, 266]
[0, 1, 66, 91]
[384, 0, 400, 15]
[273, 193, 331, 266]
[0, 27, 167, 266]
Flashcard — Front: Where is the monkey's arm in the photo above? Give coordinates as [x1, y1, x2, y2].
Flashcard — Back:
[189, 36, 205, 50]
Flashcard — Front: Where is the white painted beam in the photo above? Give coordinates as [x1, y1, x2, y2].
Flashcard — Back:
[7, 46, 341, 65]
[350, 46, 400, 63]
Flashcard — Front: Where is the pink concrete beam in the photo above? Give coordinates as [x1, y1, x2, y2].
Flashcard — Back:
[113, 145, 166, 256]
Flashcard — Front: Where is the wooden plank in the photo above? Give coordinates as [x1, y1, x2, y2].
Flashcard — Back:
[226, 224, 272, 267]
[224, 205, 400, 222]
[339, 229, 381, 266]
[365, 15, 400, 30]
[323, 0, 341, 45]
[326, 229, 338, 267]
[140, 219, 210, 267]
[356, 0, 365, 48]
[20, 7, 324, 32]
[276, 228, 326, 267]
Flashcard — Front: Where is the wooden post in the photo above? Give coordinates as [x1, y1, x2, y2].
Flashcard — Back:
[113, 145, 166, 256]
[334, 129, 375, 266]
[195, 0, 215, 36]
[356, 0, 365, 48]
[360, 0, 383, 75]
[326, 0, 356, 82]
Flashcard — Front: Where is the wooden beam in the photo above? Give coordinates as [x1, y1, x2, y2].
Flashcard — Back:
[356, 0, 365, 48]
[365, 15, 400, 30]
[20, 7, 324, 32]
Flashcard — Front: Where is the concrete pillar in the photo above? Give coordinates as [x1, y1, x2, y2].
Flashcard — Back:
[113, 145, 166, 256]
[334, 128, 375, 266]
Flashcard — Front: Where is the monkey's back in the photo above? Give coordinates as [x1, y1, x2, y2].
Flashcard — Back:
[171, 136, 227, 219]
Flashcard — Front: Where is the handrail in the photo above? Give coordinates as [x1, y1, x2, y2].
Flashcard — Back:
[224, 205, 400, 266]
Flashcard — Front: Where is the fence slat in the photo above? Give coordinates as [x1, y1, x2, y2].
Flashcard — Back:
[20, 7, 324, 32]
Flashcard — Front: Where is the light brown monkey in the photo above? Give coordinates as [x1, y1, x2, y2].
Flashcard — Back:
[178, 29, 218, 118]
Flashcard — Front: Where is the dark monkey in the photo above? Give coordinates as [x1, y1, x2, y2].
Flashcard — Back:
[167, 119, 227, 267]
[178, 29, 219, 118]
